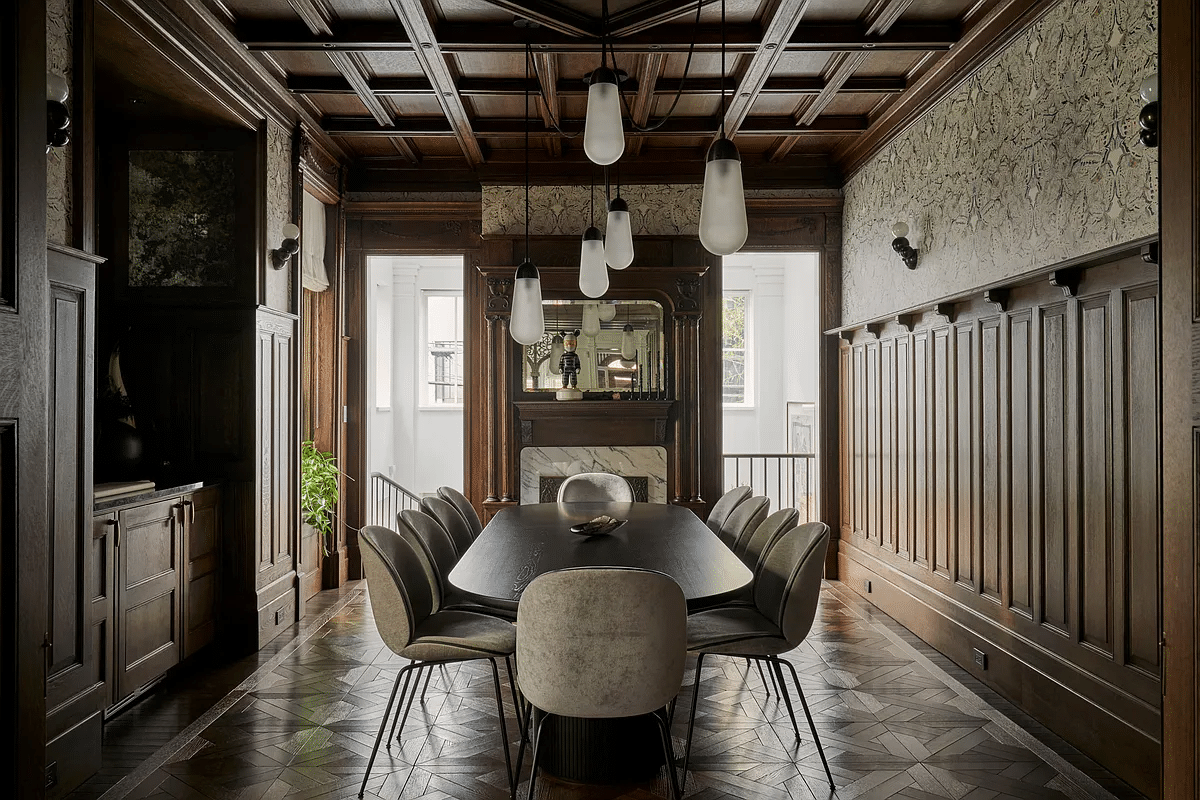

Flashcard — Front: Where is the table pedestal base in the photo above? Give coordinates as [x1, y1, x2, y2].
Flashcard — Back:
[538, 713, 665, 783]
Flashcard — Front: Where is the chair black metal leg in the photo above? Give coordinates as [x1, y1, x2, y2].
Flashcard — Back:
[396, 662, 430, 741]
[680, 651, 706, 791]
[360, 663, 415, 798]
[753, 658, 773, 697]
[505, 655, 523, 732]
[488, 658, 515, 798]
[769, 657, 802, 741]
[514, 701, 534, 783]
[385, 663, 419, 746]
[780, 657, 834, 789]
[419, 664, 434, 702]
[526, 711, 548, 800]
[652, 708, 682, 800]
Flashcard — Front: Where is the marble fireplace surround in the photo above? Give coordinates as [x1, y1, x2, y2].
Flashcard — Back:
[520, 446, 668, 504]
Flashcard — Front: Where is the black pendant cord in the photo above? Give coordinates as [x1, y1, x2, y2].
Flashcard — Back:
[590, 167, 595, 226]
[616, 160, 621, 198]
[524, 41, 531, 261]
[604, 164, 611, 204]
[617, 0, 703, 132]
[601, 0, 609, 69]
[720, 0, 726, 139]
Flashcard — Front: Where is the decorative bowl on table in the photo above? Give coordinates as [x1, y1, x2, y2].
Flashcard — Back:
[569, 515, 627, 537]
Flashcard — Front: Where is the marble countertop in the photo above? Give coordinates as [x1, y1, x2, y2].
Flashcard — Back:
[93, 481, 213, 513]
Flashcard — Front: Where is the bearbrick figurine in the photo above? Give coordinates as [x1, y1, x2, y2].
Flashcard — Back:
[556, 329, 583, 401]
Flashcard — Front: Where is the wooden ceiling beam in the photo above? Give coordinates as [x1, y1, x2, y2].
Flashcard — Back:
[327, 52, 393, 126]
[721, 0, 813, 138]
[240, 21, 956, 54]
[323, 114, 867, 137]
[532, 53, 562, 156]
[628, 52, 666, 156]
[474, 0, 598, 37]
[287, 74, 906, 98]
[384, 0, 484, 165]
[607, 0, 718, 37]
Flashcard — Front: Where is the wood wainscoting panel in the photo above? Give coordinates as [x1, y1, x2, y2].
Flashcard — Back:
[837, 250, 1161, 797]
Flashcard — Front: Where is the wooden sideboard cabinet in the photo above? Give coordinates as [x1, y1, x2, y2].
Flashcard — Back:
[93, 484, 221, 709]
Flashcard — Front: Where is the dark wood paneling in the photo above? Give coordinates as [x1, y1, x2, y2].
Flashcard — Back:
[838, 250, 1161, 797]
[183, 486, 218, 658]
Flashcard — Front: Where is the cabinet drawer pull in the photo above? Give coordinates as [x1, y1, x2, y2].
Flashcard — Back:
[108, 519, 121, 548]
[182, 498, 195, 524]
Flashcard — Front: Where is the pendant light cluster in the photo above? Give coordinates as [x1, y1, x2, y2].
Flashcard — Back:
[510, 43, 546, 346]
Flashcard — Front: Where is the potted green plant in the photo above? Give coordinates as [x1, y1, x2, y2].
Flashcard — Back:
[301, 441, 342, 554]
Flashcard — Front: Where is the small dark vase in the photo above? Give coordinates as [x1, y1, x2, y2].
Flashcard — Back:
[97, 420, 145, 481]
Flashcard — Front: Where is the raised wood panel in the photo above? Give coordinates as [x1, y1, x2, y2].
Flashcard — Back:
[184, 487, 219, 658]
[837, 252, 1161, 797]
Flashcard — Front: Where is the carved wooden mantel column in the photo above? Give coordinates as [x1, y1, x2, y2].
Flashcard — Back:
[484, 277, 512, 506]
[673, 277, 702, 505]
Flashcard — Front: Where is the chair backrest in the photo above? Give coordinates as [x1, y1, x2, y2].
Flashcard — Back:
[717, 495, 769, 549]
[556, 472, 635, 503]
[397, 509, 460, 609]
[753, 522, 830, 647]
[706, 485, 751, 534]
[421, 495, 474, 557]
[437, 485, 483, 540]
[517, 567, 685, 718]
[736, 507, 799, 566]
[358, 525, 436, 654]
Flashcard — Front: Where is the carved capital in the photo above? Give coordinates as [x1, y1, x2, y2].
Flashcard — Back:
[654, 418, 668, 444]
[673, 277, 702, 315]
[520, 419, 533, 445]
[486, 277, 513, 313]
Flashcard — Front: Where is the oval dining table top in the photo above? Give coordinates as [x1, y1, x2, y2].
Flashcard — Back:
[447, 501, 753, 603]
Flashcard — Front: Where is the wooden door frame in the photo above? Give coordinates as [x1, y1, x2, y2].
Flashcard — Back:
[1160, 0, 1198, 795]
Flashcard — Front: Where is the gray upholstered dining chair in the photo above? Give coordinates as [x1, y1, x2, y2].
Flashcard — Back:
[356, 525, 515, 798]
[735, 507, 798, 568]
[680, 521, 834, 791]
[420, 495, 474, 556]
[514, 567, 686, 800]
[437, 485, 483, 540]
[716, 495, 769, 550]
[556, 471, 635, 503]
[397, 509, 518, 621]
[706, 485, 752, 534]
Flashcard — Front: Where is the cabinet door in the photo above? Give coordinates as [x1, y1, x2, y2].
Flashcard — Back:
[115, 498, 182, 700]
[183, 487, 219, 657]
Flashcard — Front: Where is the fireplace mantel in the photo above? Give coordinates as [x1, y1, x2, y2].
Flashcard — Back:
[514, 400, 674, 448]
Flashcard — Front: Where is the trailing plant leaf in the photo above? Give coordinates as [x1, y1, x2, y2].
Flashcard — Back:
[301, 441, 343, 552]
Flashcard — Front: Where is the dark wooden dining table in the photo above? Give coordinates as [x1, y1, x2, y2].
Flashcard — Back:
[448, 501, 753, 784]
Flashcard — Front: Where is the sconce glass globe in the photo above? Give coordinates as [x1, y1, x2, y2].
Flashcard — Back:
[621, 323, 636, 360]
[1139, 73, 1159, 103]
[581, 303, 602, 338]
[891, 221, 909, 239]
[46, 71, 69, 103]
[597, 302, 618, 322]
[282, 222, 300, 241]
[579, 226, 609, 298]
[604, 196, 634, 269]
[510, 260, 545, 345]
[549, 335, 564, 374]
[699, 137, 747, 256]
[584, 67, 624, 166]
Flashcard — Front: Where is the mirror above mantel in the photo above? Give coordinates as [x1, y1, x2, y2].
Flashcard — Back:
[523, 300, 665, 394]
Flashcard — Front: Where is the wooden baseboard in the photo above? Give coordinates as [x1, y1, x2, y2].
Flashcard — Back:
[838, 543, 1160, 798]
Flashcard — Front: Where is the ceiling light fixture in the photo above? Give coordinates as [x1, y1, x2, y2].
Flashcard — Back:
[699, 0, 748, 256]
[605, 161, 634, 269]
[510, 43, 545, 346]
[583, 0, 624, 165]
[579, 168, 609, 297]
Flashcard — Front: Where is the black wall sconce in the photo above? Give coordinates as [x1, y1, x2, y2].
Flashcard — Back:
[1138, 72, 1158, 147]
[46, 72, 70, 152]
[891, 221, 919, 269]
[270, 223, 300, 269]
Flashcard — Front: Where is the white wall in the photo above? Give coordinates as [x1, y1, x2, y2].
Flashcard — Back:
[366, 255, 465, 496]
[721, 252, 821, 454]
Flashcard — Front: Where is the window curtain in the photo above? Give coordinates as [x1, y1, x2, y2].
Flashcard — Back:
[302, 192, 331, 292]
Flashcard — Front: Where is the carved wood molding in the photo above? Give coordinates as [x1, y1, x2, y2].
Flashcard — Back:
[983, 287, 1010, 312]
[1050, 268, 1082, 297]
[674, 277, 701, 316]
[343, 200, 482, 218]
[486, 278, 513, 313]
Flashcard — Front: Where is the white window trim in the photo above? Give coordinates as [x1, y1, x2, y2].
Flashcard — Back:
[722, 289, 755, 409]
[419, 289, 465, 409]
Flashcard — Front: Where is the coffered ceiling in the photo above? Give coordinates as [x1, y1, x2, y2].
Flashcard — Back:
[110, 0, 1051, 186]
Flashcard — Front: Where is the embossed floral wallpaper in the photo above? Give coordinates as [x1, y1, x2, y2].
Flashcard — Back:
[265, 121, 294, 311]
[47, 0, 72, 246]
[841, 0, 1158, 325]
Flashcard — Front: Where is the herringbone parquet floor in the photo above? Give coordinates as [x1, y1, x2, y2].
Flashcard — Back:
[71, 581, 1141, 800]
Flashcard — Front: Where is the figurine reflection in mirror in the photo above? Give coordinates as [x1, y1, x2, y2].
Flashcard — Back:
[556, 329, 583, 401]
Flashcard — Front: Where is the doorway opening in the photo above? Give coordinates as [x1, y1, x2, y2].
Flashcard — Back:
[365, 255, 465, 500]
[721, 251, 821, 520]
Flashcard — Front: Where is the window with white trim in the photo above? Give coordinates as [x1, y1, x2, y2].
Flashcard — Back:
[423, 291, 464, 406]
[722, 290, 752, 406]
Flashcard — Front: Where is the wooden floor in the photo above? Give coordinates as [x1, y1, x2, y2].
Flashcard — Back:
[69, 581, 1145, 800]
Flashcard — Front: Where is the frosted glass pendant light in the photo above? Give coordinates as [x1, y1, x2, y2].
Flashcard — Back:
[549, 334, 564, 374]
[582, 303, 601, 338]
[597, 302, 618, 322]
[584, 67, 624, 165]
[604, 195, 634, 268]
[699, 142, 747, 256]
[621, 323, 636, 360]
[579, 226, 609, 298]
[510, 260, 545, 345]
